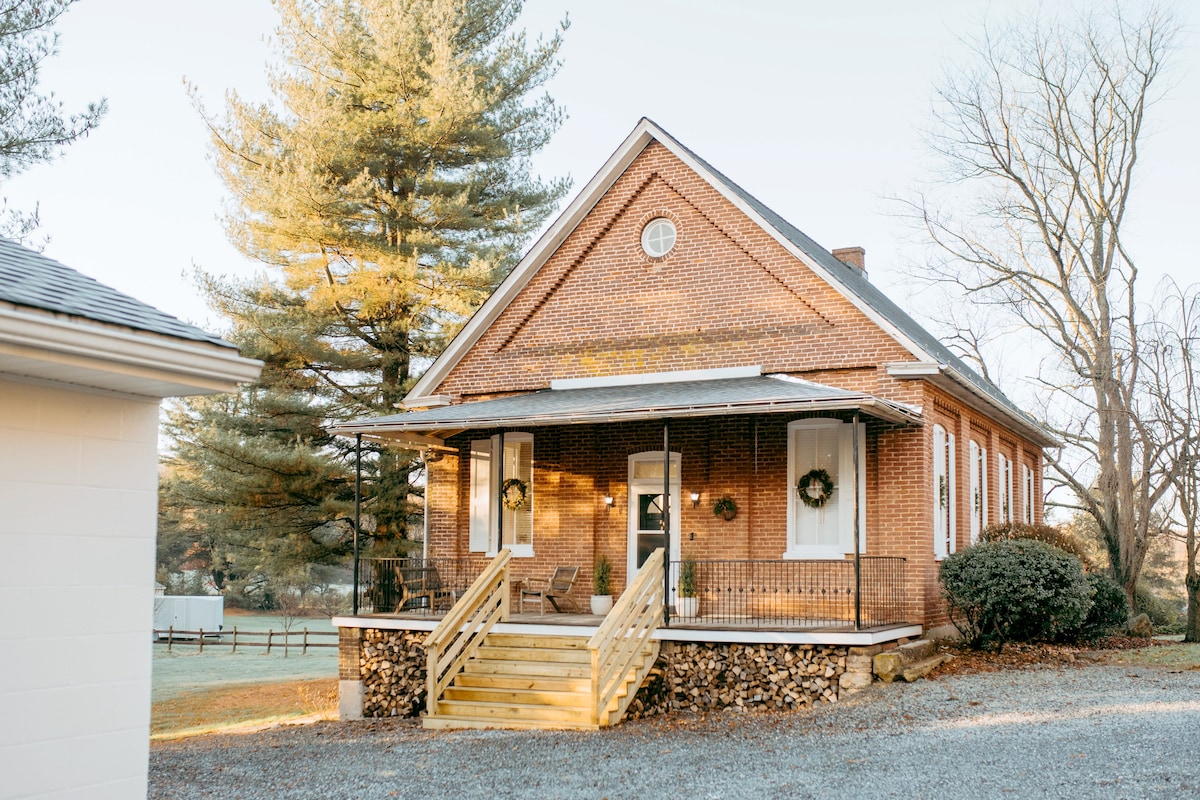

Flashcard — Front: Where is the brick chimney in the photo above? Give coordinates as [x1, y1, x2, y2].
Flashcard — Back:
[832, 247, 866, 278]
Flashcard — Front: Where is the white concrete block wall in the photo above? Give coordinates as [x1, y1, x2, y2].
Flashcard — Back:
[0, 378, 160, 799]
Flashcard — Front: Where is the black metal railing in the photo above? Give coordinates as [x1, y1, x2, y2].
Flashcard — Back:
[357, 556, 490, 614]
[668, 556, 907, 629]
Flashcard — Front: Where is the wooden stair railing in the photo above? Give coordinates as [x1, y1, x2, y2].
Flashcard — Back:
[587, 547, 664, 727]
[424, 549, 511, 718]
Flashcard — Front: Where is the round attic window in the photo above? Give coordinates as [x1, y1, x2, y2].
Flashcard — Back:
[641, 218, 676, 258]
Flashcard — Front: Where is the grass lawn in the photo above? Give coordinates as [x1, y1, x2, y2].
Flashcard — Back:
[151, 612, 340, 739]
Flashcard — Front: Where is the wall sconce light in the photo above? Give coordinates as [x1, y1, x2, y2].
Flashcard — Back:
[690, 492, 700, 508]
[604, 495, 614, 508]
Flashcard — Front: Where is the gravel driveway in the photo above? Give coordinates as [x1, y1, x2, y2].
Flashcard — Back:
[150, 663, 1200, 799]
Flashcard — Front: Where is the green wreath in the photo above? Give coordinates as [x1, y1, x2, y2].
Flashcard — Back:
[501, 478, 528, 511]
[796, 468, 835, 509]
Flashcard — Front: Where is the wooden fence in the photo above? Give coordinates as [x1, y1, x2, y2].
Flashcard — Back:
[152, 627, 338, 655]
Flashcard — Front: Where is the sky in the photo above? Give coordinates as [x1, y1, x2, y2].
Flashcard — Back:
[6, 0, 1199, 381]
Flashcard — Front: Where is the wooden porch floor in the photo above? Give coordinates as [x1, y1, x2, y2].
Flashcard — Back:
[354, 608, 917, 636]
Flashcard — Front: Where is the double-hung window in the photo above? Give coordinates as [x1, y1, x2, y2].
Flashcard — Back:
[933, 424, 956, 559]
[997, 453, 1014, 524]
[1021, 463, 1035, 524]
[785, 418, 865, 559]
[468, 432, 534, 557]
[968, 439, 988, 544]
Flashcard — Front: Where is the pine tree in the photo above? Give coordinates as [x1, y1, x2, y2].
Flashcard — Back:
[187, 0, 568, 547]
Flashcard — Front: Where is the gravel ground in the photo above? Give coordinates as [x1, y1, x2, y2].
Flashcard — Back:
[150, 663, 1200, 799]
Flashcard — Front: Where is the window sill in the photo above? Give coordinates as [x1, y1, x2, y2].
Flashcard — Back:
[783, 547, 850, 561]
[489, 545, 534, 559]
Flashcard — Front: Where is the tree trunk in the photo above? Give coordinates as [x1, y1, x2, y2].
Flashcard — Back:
[1186, 573, 1200, 644]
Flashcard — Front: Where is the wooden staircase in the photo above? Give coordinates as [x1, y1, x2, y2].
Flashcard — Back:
[422, 548, 666, 731]
[423, 633, 656, 730]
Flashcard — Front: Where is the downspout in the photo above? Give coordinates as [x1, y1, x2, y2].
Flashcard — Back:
[353, 434, 361, 616]
[422, 451, 429, 561]
[663, 421, 671, 628]
[852, 413, 861, 630]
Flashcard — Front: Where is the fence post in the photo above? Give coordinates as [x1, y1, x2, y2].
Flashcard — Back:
[168, 626, 174, 652]
[232, 627, 238, 654]
[198, 628, 205, 654]
[303, 627, 309, 655]
[267, 630, 273, 655]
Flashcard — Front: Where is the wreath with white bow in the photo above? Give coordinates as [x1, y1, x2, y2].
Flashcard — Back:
[796, 468, 835, 509]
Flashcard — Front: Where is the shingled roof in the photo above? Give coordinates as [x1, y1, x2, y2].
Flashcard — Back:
[0, 237, 234, 348]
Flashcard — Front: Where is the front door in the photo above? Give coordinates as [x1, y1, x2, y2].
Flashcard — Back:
[627, 452, 681, 598]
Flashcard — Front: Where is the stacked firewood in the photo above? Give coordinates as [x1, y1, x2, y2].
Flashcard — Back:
[626, 642, 848, 719]
[360, 629, 427, 717]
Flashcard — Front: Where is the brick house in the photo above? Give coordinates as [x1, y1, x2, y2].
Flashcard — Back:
[332, 119, 1053, 728]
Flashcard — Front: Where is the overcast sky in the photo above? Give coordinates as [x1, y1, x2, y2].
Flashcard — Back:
[6, 0, 1198, 368]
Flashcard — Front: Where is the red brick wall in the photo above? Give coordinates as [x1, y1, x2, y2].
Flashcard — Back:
[416, 141, 1048, 630]
[438, 142, 915, 399]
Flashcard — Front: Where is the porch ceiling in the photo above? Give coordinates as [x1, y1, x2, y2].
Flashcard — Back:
[331, 374, 923, 444]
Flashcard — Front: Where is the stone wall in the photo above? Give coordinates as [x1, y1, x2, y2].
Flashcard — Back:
[351, 629, 853, 720]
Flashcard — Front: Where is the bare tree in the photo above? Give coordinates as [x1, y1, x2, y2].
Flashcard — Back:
[1145, 281, 1200, 641]
[911, 3, 1181, 604]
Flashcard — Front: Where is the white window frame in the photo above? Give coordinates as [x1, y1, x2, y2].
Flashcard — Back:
[933, 424, 956, 560]
[1021, 462, 1035, 524]
[468, 432, 534, 558]
[997, 452, 1014, 524]
[968, 439, 988, 544]
[785, 418, 866, 560]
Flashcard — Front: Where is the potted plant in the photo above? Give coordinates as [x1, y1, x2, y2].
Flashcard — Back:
[712, 496, 737, 521]
[590, 553, 613, 615]
[676, 557, 699, 618]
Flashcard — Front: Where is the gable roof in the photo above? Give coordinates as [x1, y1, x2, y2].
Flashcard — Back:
[404, 119, 1054, 448]
[0, 238, 233, 347]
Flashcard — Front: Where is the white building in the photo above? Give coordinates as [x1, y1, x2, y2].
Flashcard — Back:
[0, 239, 261, 799]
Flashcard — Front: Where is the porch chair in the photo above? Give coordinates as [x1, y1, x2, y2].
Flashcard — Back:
[519, 566, 580, 615]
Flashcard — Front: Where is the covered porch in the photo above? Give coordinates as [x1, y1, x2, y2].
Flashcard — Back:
[332, 368, 929, 639]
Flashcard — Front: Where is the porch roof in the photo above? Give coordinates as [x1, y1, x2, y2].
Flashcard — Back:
[331, 374, 922, 444]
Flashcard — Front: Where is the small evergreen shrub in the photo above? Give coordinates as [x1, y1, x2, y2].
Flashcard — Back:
[592, 553, 612, 595]
[940, 539, 1092, 650]
[1075, 572, 1130, 640]
[981, 522, 1093, 570]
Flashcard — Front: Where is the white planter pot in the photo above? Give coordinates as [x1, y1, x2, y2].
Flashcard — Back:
[676, 596, 699, 618]
[590, 595, 613, 615]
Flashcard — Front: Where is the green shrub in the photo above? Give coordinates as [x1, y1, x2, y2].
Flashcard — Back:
[1075, 572, 1130, 640]
[981, 522, 1094, 570]
[939, 539, 1092, 650]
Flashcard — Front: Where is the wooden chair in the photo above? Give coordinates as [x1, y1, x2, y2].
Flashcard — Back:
[394, 565, 453, 613]
[519, 566, 580, 614]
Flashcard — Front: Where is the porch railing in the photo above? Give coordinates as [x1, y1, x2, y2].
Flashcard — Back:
[588, 547, 664, 727]
[668, 556, 907, 628]
[424, 549, 511, 718]
[356, 555, 490, 614]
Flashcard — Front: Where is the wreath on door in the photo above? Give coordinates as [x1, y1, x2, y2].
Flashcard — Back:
[796, 468, 835, 509]
[501, 478, 528, 510]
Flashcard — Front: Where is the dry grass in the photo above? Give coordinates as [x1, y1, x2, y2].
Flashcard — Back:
[151, 678, 337, 740]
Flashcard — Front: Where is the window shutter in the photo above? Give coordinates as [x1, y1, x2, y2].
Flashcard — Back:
[980, 447, 989, 531]
[933, 425, 948, 559]
[947, 432, 957, 555]
[969, 440, 980, 544]
[468, 439, 492, 552]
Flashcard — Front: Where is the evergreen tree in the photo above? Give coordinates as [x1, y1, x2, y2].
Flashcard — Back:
[0, 1, 106, 237]
[179, 0, 568, 555]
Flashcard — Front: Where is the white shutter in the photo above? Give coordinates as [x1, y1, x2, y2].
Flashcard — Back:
[468, 439, 492, 552]
[969, 440, 981, 544]
[947, 433, 957, 555]
[980, 447, 989, 531]
[933, 425, 948, 559]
